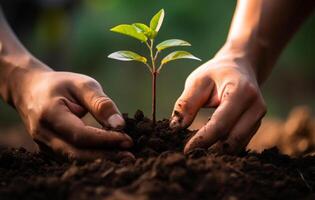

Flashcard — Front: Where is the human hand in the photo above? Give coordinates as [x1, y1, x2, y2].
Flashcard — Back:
[6, 60, 133, 161]
[170, 48, 266, 154]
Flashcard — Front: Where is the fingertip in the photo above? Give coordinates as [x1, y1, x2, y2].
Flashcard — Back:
[108, 113, 125, 130]
[183, 144, 191, 155]
[110, 132, 133, 149]
[117, 151, 135, 160]
[170, 110, 184, 130]
[183, 136, 198, 154]
[183, 126, 213, 154]
[120, 138, 133, 149]
[170, 115, 181, 130]
[170, 96, 201, 131]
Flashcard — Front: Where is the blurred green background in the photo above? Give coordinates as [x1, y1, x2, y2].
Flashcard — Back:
[1, 0, 315, 126]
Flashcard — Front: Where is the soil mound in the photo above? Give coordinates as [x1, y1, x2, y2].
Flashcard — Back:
[1, 110, 315, 200]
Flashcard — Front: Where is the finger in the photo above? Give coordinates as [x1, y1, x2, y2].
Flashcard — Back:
[221, 100, 266, 153]
[184, 83, 256, 154]
[170, 77, 214, 130]
[34, 127, 134, 162]
[44, 98, 133, 149]
[72, 79, 124, 129]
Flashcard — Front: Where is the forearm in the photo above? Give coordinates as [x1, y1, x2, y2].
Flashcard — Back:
[0, 9, 51, 104]
[221, 0, 315, 84]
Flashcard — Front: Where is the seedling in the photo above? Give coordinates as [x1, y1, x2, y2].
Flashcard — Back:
[108, 9, 201, 126]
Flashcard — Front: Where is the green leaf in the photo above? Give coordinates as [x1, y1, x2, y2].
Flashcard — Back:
[108, 51, 147, 64]
[132, 23, 157, 39]
[161, 51, 201, 65]
[132, 23, 150, 33]
[156, 39, 191, 51]
[150, 9, 165, 32]
[110, 24, 147, 42]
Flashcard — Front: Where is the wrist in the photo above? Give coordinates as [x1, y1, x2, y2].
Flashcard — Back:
[217, 39, 272, 85]
[214, 41, 257, 81]
[222, 33, 277, 85]
[0, 54, 52, 105]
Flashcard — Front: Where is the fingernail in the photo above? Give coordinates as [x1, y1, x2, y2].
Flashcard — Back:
[170, 116, 181, 129]
[108, 114, 125, 129]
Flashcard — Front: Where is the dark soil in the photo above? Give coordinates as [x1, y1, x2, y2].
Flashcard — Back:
[1, 110, 315, 200]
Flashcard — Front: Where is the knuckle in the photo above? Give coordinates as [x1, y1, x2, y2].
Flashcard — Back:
[243, 82, 259, 100]
[175, 98, 192, 114]
[222, 82, 237, 99]
[185, 69, 200, 85]
[184, 75, 195, 88]
[80, 78, 102, 91]
[185, 75, 210, 89]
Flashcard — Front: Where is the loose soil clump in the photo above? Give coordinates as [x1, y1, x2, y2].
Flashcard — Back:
[1, 110, 315, 200]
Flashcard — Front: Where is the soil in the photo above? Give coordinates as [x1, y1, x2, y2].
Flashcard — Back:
[1, 110, 315, 200]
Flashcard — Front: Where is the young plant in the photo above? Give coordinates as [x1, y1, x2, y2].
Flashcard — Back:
[108, 9, 201, 126]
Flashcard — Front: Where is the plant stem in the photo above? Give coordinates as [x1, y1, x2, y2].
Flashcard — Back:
[149, 40, 155, 70]
[152, 71, 157, 126]
[154, 50, 159, 61]
[148, 39, 157, 126]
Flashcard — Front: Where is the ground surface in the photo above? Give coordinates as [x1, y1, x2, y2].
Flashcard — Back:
[1, 110, 315, 200]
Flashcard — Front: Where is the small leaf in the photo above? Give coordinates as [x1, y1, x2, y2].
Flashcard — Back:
[133, 23, 157, 39]
[150, 9, 165, 32]
[132, 23, 150, 33]
[156, 39, 191, 51]
[161, 51, 201, 65]
[108, 51, 147, 64]
[110, 24, 147, 42]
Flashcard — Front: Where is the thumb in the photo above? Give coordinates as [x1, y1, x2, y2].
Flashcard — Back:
[73, 79, 125, 129]
[170, 78, 213, 130]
